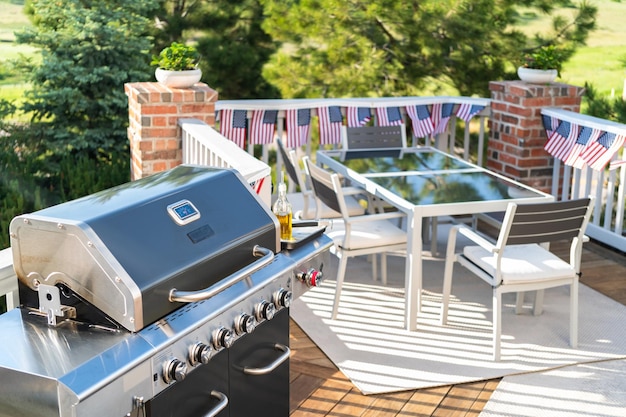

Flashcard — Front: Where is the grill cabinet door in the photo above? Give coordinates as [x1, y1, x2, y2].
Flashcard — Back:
[229, 308, 290, 417]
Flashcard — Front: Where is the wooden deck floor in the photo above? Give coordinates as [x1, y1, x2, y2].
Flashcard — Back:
[289, 239, 626, 416]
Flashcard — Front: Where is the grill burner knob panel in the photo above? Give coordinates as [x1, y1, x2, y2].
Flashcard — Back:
[235, 313, 256, 335]
[273, 288, 292, 309]
[255, 300, 276, 322]
[188, 342, 213, 366]
[213, 327, 234, 349]
[162, 358, 187, 384]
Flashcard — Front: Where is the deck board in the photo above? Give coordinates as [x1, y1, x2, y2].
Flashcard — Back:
[290, 239, 626, 416]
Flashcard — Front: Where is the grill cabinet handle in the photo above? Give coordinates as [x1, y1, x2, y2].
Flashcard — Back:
[204, 390, 228, 417]
[169, 246, 274, 303]
[242, 343, 291, 375]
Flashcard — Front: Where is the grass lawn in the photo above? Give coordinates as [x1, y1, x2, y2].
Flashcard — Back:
[0, 0, 37, 107]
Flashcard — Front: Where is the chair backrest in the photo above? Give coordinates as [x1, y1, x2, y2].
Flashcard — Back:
[303, 157, 344, 215]
[276, 139, 301, 187]
[341, 125, 407, 150]
[499, 198, 594, 248]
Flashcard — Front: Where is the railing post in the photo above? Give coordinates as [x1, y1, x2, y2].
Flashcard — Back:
[487, 81, 585, 194]
[124, 82, 218, 180]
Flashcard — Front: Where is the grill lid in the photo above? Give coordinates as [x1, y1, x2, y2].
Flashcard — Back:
[10, 165, 280, 331]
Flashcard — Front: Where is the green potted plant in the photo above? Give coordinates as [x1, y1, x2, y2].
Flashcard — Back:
[517, 45, 565, 84]
[151, 42, 202, 88]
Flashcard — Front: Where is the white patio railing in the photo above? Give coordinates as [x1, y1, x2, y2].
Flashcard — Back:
[0, 248, 18, 313]
[542, 108, 626, 252]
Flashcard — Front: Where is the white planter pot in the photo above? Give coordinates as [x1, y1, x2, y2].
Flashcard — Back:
[517, 66, 558, 84]
[155, 68, 202, 88]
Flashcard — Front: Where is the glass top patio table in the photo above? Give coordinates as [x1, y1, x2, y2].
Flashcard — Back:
[316, 147, 554, 331]
[320, 147, 541, 208]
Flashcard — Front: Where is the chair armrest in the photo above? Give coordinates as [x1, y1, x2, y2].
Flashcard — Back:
[456, 225, 497, 252]
[341, 186, 366, 196]
[347, 210, 406, 224]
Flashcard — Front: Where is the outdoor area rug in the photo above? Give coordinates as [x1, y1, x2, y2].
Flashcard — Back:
[290, 255, 626, 395]
[479, 358, 626, 416]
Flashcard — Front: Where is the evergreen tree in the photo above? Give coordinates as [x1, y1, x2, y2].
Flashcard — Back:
[16, 0, 159, 156]
[260, 0, 597, 98]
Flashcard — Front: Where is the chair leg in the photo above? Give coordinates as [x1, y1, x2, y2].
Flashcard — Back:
[533, 289, 545, 316]
[440, 256, 455, 325]
[430, 218, 438, 256]
[371, 254, 378, 282]
[515, 292, 524, 314]
[331, 253, 349, 320]
[381, 253, 388, 285]
[570, 280, 579, 348]
[493, 289, 502, 361]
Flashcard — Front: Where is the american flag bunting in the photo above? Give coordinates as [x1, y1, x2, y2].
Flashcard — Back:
[581, 131, 626, 170]
[406, 104, 434, 138]
[347, 107, 371, 127]
[456, 103, 485, 122]
[376, 106, 403, 126]
[433, 103, 455, 135]
[250, 110, 278, 145]
[285, 108, 311, 148]
[564, 126, 600, 168]
[219, 109, 247, 149]
[542, 114, 560, 138]
[318, 106, 343, 145]
[544, 121, 579, 162]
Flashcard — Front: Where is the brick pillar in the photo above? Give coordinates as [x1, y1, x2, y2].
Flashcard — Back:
[488, 81, 585, 193]
[125, 82, 218, 180]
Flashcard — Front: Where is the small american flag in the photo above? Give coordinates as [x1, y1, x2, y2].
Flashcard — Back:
[250, 110, 277, 145]
[219, 109, 247, 148]
[564, 126, 600, 168]
[544, 121, 579, 162]
[433, 103, 454, 135]
[455, 103, 485, 122]
[542, 114, 560, 138]
[406, 105, 434, 138]
[609, 156, 626, 170]
[285, 108, 311, 148]
[318, 106, 343, 145]
[376, 106, 403, 126]
[347, 107, 371, 127]
[581, 131, 626, 170]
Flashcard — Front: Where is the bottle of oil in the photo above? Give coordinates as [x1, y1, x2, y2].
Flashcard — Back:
[273, 180, 293, 241]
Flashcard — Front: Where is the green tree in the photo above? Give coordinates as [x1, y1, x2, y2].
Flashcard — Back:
[16, 0, 159, 157]
[260, 0, 597, 98]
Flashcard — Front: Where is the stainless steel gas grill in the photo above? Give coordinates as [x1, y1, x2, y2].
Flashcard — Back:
[0, 165, 332, 417]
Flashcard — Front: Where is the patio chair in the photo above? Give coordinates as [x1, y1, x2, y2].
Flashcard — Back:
[304, 157, 408, 320]
[439, 197, 594, 361]
[341, 125, 407, 150]
[276, 139, 365, 220]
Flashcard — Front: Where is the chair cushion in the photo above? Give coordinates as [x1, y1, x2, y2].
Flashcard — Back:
[463, 243, 575, 284]
[327, 218, 406, 250]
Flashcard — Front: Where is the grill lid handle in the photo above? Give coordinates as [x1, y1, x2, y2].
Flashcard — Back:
[169, 245, 274, 303]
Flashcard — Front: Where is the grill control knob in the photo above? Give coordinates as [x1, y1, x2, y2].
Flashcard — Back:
[188, 342, 213, 366]
[162, 358, 187, 384]
[234, 313, 256, 335]
[273, 288, 292, 309]
[296, 268, 323, 287]
[212, 327, 234, 349]
[255, 300, 276, 322]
